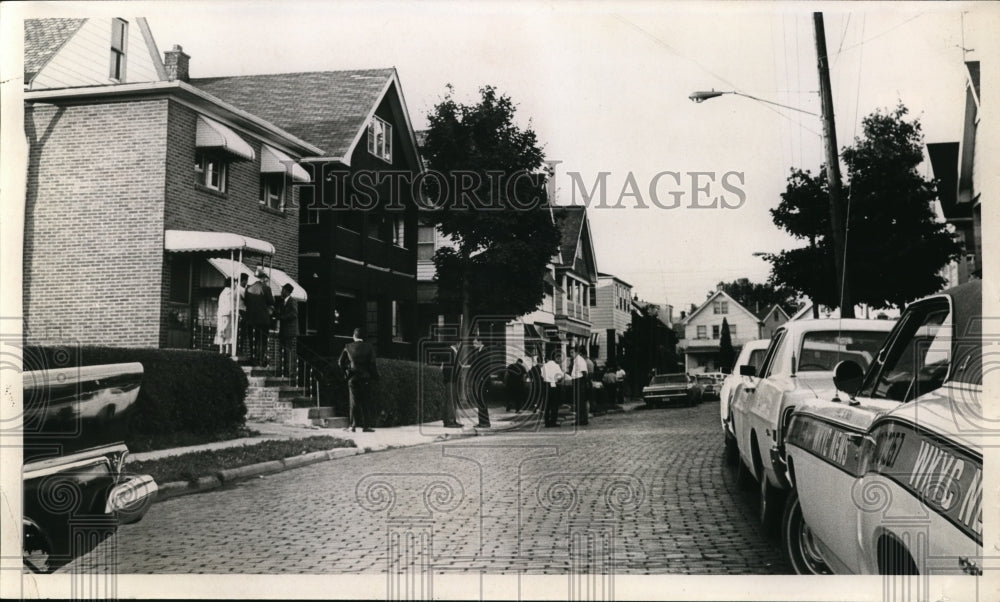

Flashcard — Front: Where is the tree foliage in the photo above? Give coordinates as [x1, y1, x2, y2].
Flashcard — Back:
[767, 104, 962, 309]
[718, 318, 735, 373]
[621, 305, 679, 391]
[421, 85, 561, 326]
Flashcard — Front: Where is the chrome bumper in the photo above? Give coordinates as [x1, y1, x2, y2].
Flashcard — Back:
[105, 474, 158, 523]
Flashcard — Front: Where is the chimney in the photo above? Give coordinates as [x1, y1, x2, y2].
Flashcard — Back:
[164, 45, 190, 82]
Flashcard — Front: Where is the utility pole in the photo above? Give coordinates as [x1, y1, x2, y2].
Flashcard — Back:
[813, 12, 854, 318]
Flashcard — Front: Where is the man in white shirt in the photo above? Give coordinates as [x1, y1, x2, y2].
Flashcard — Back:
[542, 351, 565, 427]
[569, 346, 589, 426]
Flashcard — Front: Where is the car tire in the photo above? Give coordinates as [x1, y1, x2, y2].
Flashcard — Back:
[724, 430, 739, 466]
[734, 457, 754, 490]
[782, 490, 832, 575]
[758, 471, 784, 532]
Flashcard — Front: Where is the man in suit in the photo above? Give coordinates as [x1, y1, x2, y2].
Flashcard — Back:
[440, 341, 463, 428]
[275, 283, 298, 378]
[339, 328, 379, 432]
[244, 269, 274, 366]
[465, 338, 492, 428]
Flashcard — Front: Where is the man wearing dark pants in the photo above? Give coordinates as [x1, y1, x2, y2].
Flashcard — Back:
[244, 269, 274, 366]
[275, 283, 298, 378]
[465, 338, 491, 428]
[339, 328, 379, 433]
[440, 342, 463, 428]
[542, 351, 565, 427]
[569, 345, 589, 426]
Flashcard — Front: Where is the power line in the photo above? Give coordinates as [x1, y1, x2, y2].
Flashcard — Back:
[832, 13, 923, 56]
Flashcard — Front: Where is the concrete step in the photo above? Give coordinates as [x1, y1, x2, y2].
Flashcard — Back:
[284, 407, 344, 428]
[291, 397, 320, 408]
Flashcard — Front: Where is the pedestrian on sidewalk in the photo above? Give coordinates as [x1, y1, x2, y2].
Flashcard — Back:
[527, 355, 543, 413]
[339, 328, 379, 432]
[465, 337, 491, 428]
[542, 351, 565, 427]
[569, 346, 589, 426]
[440, 341, 463, 428]
[504, 358, 526, 412]
[275, 283, 298, 378]
[244, 269, 274, 366]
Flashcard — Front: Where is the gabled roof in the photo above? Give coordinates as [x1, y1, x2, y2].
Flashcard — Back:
[192, 69, 419, 165]
[551, 205, 598, 280]
[681, 289, 758, 325]
[761, 304, 790, 323]
[24, 18, 86, 84]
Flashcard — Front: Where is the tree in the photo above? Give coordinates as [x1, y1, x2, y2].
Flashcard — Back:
[421, 86, 561, 337]
[621, 304, 679, 392]
[767, 104, 962, 310]
[718, 318, 735, 373]
[715, 278, 799, 317]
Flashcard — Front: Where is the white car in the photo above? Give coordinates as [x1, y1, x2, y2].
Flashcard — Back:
[730, 318, 895, 531]
[719, 339, 769, 463]
[782, 280, 983, 576]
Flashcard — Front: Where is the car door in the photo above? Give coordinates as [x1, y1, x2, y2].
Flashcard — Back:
[733, 329, 786, 471]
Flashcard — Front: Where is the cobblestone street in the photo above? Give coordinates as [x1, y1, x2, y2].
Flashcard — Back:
[66, 402, 791, 575]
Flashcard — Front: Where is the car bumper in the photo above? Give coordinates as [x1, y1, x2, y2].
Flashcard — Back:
[769, 445, 791, 488]
[106, 474, 158, 524]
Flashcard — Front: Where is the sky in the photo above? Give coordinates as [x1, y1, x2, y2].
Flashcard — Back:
[16, 1, 996, 312]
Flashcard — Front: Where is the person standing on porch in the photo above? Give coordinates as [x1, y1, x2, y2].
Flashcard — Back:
[244, 269, 274, 366]
[214, 277, 238, 352]
[275, 283, 298, 377]
[339, 328, 378, 432]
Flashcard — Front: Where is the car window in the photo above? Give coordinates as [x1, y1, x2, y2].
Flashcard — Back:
[795, 330, 890, 373]
[760, 330, 788, 378]
[859, 300, 951, 402]
[652, 374, 688, 384]
[746, 349, 766, 372]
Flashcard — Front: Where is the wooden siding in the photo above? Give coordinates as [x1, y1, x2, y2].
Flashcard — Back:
[31, 17, 161, 89]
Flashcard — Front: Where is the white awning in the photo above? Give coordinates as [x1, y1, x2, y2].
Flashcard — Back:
[205, 259, 307, 302]
[196, 115, 255, 161]
[165, 230, 275, 255]
[261, 144, 311, 183]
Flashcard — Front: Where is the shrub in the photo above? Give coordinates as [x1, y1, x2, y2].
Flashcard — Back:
[24, 346, 248, 449]
[318, 357, 447, 427]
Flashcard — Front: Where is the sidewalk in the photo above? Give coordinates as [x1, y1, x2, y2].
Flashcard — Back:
[130, 400, 645, 463]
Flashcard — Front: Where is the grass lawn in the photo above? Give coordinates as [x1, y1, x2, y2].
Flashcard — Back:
[127, 436, 356, 484]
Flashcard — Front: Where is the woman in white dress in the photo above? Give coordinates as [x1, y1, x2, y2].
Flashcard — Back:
[214, 279, 236, 352]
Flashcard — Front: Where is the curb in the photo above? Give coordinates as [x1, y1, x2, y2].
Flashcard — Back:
[153, 446, 362, 503]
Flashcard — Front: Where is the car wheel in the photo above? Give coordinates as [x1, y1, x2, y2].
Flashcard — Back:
[758, 471, 784, 532]
[724, 430, 739, 466]
[734, 457, 754, 490]
[782, 490, 832, 574]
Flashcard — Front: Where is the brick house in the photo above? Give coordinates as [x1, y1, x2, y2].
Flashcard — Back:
[23, 19, 319, 351]
[193, 69, 424, 359]
[589, 273, 633, 365]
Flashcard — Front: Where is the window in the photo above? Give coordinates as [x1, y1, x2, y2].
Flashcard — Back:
[697, 325, 707, 339]
[567, 281, 574, 302]
[109, 19, 127, 81]
[366, 300, 379, 339]
[195, 151, 227, 192]
[367, 116, 392, 162]
[712, 325, 720, 339]
[713, 300, 729, 314]
[392, 215, 406, 247]
[367, 214, 385, 240]
[861, 302, 951, 402]
[335, 291, 361, 337]
[168, 257, 191, 303]
[589, 287, 597, 307]
[797, 330, 889, 374]
[260, 173, 286, 211]
[729, 324, 737, 338]
[391, 301, 409, 342]
[417, 224, 435, 260]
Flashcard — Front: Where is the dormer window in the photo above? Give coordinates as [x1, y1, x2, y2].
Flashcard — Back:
[367, 116, 392, 162]
[109, 18, 127, 81]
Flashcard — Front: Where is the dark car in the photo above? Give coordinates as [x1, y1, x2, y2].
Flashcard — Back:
[642, 373, 697, 407]
[22, 362, 158, 573]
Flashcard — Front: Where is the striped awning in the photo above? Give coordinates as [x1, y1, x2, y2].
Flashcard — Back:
[590, 332, 601, 347]
[261, 144, 311, 183]
[196, 115, 255, 161]
[205, 259, 307, 302]
[165, 230, 274, 255]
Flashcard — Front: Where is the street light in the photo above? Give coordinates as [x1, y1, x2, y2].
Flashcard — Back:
[687, 89, 818, 116]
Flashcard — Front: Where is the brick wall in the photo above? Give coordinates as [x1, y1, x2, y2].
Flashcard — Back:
[23, 100, 168, 347]
[163, 100, 300, 276]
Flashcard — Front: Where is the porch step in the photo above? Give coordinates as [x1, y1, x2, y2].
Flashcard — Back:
[277, 386, 307, 399]
[284, 407, 346, 429]
[291, 397, 320, 409]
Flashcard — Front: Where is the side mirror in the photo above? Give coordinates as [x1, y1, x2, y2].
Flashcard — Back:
[739, 365, 756, 377]
[833, 360, 864, 396]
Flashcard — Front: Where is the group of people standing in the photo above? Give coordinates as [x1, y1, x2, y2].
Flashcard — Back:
[440, 342, 616, 429]
[214, 268, 298, 373]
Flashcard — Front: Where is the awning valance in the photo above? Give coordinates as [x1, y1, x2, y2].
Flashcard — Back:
[196, 115, 255, 161]
[261, 144, 311, 183]
[205, 259, 307, 302]
[165, 230, 275, 255]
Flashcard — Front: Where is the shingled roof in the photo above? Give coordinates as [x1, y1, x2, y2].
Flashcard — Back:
[192, 69, 396, 159]
[551, 205, 585, 267]
[24, 18, 86, 84]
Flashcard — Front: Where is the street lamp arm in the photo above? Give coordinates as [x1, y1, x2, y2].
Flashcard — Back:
[688, 89, 818, 116]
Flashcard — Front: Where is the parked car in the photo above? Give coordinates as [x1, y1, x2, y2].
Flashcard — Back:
[22, 362, 158, 573]
[782, 280, 982, 575]
[695, 374, 719, 400]
[719, 338, 769, 463]
[730, 319, 896, 530]
[642, 373, 697, 407]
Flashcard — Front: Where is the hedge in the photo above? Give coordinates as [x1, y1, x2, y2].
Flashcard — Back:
[24, 346, 248, 449]
[318, 357, 448, 427]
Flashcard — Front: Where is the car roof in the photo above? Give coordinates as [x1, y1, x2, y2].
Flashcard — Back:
[778, 318, 896, 337]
